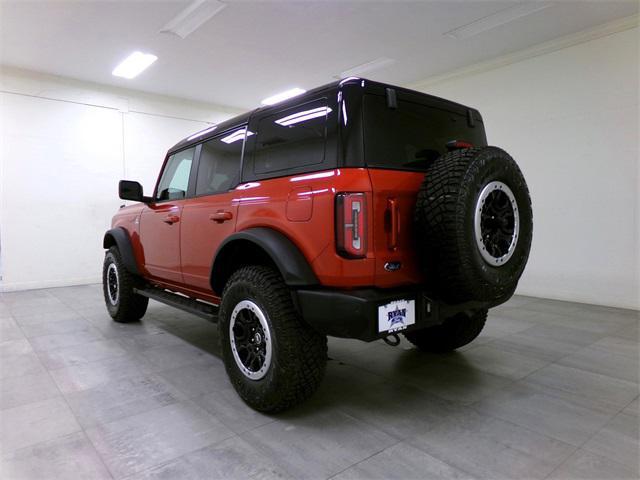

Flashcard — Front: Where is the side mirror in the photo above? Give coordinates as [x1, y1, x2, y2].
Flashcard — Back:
[119, 180, 150, 203]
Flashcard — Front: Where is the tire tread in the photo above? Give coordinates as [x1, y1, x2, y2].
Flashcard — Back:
[415, 147, 532, 303]
[220, 265, 327, 413]
[404, 309, 488, 352]
[102, 246, 148, 323]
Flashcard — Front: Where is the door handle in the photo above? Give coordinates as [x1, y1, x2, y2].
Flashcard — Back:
[209, 211, 233, 223]
[387, 198, 399, 251]
[163, 214, 180, 225]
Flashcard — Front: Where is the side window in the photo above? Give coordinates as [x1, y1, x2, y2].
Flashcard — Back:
[195, 127, 245, 196]
[156, 147, 195, 201]
[253, 99, 329, 175]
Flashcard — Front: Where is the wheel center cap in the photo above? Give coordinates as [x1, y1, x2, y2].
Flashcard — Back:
[253, 332, 262, 344]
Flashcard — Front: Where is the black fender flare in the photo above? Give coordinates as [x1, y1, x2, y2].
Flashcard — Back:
[103, 227, 141, 276]
[210, 227, 318, 294]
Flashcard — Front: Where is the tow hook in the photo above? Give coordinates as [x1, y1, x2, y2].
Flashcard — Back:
[383, 333, 401, 347]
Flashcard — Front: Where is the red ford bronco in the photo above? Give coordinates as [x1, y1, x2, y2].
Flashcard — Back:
[103, 78, 532, 412]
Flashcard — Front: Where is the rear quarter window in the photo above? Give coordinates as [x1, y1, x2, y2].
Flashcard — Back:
[251, 99, 331, 177]
[363, 94, 487, 171]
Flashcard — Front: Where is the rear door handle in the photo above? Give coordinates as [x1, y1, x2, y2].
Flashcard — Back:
[163, 214, 180, 224]
[387, 198, 399, 251]
[209, 211, 233, 223]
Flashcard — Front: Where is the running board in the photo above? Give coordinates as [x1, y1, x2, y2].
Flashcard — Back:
[134, 287, 219, 323]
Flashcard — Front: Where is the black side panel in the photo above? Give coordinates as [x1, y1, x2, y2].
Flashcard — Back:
[103, 227, 140, 276]
[211, 228, 318, 293]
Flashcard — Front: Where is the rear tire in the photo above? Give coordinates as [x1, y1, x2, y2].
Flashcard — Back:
[219, 265, 327, 413]
[102, 246, 148, 323]
[404, 309, 487, 353]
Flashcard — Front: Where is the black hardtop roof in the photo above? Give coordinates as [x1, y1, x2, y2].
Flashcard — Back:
[168, 78, 480, 154]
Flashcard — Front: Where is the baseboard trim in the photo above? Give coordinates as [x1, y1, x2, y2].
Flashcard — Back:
[0, 277, 100, 293]
[515, 288, 639, 312]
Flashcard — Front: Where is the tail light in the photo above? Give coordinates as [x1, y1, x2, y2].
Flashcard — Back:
[336, 193, 367, 258]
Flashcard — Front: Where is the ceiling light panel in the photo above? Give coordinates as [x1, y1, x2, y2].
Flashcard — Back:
[445, 2, 552, 40]
[112, 52, 158, 79]
[161, 0, 227, 39]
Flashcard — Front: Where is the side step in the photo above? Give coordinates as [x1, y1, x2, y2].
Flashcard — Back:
[134, 286, 219, 323]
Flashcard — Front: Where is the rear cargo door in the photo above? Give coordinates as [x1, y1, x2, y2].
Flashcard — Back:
[362, 93, 487, 288]
[367, 168, 425, 288]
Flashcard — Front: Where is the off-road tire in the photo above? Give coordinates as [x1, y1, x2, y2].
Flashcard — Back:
[219, 266, 327, 413]
[404, 309, 487, 352]
[415, 146, 532, 304]
[102, 246, 148, 323]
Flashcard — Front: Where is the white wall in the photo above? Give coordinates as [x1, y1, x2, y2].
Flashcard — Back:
[2, 24, 639, 310]
[0, 67, 239, 291]
[415, 26, 639, 309]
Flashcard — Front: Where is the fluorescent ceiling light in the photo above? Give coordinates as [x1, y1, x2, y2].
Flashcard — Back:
[340, 57, 395, 78]
[275, 107, 332, 127]
[221, 127, 254, 144]
[161, 0, 226, 39]
[445, 2, 551, 40]
[112, 51, 157, 79]
[187, 125, 217, 141]
[261, 88, 306, 106]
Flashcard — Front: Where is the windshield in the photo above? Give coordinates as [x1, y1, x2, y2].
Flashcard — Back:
[362, 94, 487, 171]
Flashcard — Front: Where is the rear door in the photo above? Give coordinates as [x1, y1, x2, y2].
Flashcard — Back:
[362, 93, 487, 288]
[180, 127, 247, 293]
[139, 147, 196, 283]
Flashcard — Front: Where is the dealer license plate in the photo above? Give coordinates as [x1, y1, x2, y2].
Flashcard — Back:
[378, 299, 416, 333]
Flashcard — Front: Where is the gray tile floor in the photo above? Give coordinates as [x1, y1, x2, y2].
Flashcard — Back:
[0, 285, 638, 479]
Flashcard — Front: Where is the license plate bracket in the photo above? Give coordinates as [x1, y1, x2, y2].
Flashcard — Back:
[377, 299, 416, 333]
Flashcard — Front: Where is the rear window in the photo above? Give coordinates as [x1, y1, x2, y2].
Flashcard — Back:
[363, 94, 486, 171]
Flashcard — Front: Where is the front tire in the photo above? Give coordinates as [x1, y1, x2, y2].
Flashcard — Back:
[404, 309, 487, 353]
[219, 266, 327, 413]
[102, 246, 148, 323]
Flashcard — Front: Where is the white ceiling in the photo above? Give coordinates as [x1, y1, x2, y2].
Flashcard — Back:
[1, 0, 637, 109]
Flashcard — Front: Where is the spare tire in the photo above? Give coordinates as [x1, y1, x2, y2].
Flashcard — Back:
[415, 146, 532, 304]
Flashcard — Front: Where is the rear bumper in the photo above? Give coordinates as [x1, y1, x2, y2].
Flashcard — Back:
[295, 287, 492, 342]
